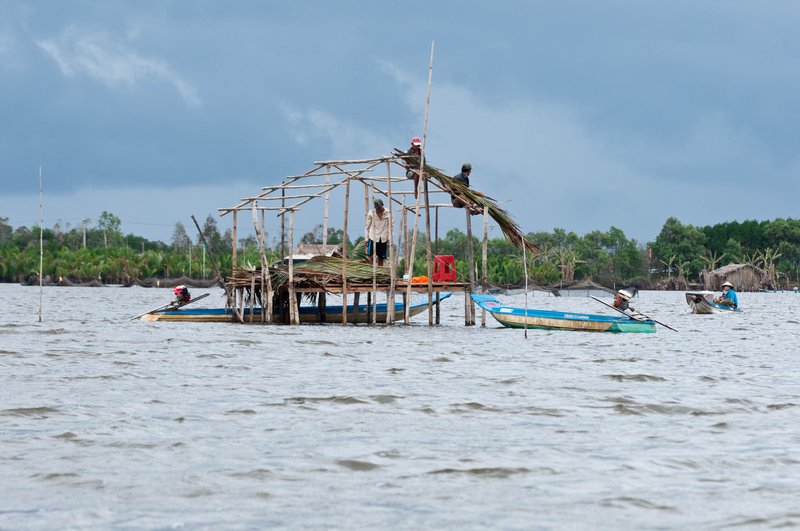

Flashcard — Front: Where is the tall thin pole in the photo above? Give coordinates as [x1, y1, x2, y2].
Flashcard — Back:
[342, 177, 351, 324]
[482, 206, 489, 326]
[232, 210, 238, 268]
[405, 41, 435, 323]
[466, 209, 475, 325]
[38, 166, 43, 323]
[191, 215, 243, 323]
[323, 165, 330, 246]
[386, 160, 396, 324]
[280, 188, 286, 258]
[423, 42, 435, 326]
[523, 239, 529, 339]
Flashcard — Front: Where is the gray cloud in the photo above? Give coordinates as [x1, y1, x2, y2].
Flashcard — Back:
[36, 27, 200, 107]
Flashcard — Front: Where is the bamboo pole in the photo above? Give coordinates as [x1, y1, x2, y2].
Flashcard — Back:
[252, 203, 273, 324]
[38, 166, 43, 323]
[288, 210, 299, 325]
[423, 42, 435, 327]
[386, 160, 396, 325]
[232, 210, 238, 268]
[424, 168, 434, 326]
[323, 165, 330, 246]
[280, 188, 286, 259]
[368, 186, 378, 324]
[191, 215, 243, 323]
[523, 237, 529, 339]
[435, 206, 440, 325]
[405, 40, 435, 324]
[482, 205, 489, 327]
[249, 273, 255, 323]
[466, 209, 475, 325]
[342, 176, 350, 325]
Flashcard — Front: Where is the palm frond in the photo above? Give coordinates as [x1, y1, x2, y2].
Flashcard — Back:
[394, 149, 538, 256]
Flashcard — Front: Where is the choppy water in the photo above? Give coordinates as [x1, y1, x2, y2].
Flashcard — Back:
[1, 284, 799, 529]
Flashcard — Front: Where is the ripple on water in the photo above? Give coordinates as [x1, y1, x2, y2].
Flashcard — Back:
[337, 460, 381, 471]
[598, 496, 678, 512]
[284, 396, 369, 405]
[427, 467, 529, 478]
[1, 407, 61, 417]
[604, 374, 667, 382]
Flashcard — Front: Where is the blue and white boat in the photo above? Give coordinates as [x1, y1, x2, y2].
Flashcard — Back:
[472, 294, 656, 333]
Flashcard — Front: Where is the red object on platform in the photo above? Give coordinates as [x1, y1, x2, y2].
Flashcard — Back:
[432, 255, 457, 282]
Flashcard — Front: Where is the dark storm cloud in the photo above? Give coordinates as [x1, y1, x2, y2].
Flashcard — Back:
[1, 0, 799, 242]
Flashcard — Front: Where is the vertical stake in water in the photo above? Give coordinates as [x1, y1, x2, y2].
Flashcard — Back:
[38, 166, 43, 323]
[522, 238, 529, 339]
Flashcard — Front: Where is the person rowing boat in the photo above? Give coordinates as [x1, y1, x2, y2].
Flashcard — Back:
[593, 290, 678, 331]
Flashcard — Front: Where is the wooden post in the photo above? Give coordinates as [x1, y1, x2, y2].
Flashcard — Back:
[466, 209, 475, 325]
[288, 210, 299, 325]
[191, 214, 242, 323]
[280, 188, 286, 259]
[386, 160, 396, 325]
[523, 236, 529, 339]
[482, 205, 489, 327]
[319, 292, 326, 323]
[249, 273, 255, 323]
[252, 202, 273, 324]
[353, 292, 360, 324]
[424, 171, 434, 326]
[232, 210, 238, 268]
[402, 199, 409, 276]
[323, 165, 330, 246]
[342, 176, 350, 324]
[405, 41, 435, 324]
[435, 206, 440, 325]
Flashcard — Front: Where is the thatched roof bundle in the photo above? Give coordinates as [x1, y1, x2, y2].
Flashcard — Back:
[394, 149, 538, 256]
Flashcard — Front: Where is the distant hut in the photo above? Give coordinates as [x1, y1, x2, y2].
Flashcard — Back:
[703, 263, 765, 291]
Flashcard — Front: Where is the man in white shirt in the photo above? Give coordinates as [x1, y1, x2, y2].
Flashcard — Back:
[365, 199, 390, 267]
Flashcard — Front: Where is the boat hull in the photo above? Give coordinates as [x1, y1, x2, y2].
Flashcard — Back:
[685, 292, 739, 314]
[472, 294, 656, 333]
[141, 294, 450, 323]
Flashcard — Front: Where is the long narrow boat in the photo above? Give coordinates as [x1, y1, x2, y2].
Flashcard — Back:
[141, 293, 451, 323]
[472, 294, 656, 333]
[685, 292, 741, 314]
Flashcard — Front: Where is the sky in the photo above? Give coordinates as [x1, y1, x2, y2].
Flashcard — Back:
[2, 0, 800, 246]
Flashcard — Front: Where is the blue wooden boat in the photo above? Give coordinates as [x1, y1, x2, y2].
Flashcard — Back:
[472, 294, 656, 333]
[685, 292, 741, 314]
[141, 293, 451, 323]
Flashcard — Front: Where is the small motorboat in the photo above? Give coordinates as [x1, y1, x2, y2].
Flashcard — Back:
[472, 294, 656, 333]
[685, 292, 740, 314]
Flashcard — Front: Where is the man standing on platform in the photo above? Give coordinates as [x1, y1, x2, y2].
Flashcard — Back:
[365, 199, 389, 267]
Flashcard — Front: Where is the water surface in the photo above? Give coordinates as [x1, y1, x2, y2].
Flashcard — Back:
[1, 285, 798, 529]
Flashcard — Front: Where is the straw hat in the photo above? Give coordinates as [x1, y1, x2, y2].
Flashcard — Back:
[617, 289, 633, 300]
[721, 281, 734, 289]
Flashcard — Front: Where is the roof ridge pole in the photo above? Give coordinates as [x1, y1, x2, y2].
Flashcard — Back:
[404, 40, 435, 324]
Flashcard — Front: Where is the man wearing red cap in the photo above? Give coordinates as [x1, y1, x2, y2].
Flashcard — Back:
[405, 137, 422, 194]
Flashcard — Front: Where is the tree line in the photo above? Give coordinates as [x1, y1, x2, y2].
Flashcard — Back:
[2, 213, 800, 287]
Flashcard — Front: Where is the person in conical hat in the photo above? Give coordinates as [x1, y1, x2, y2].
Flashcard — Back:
[714, 281, 738, 308]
